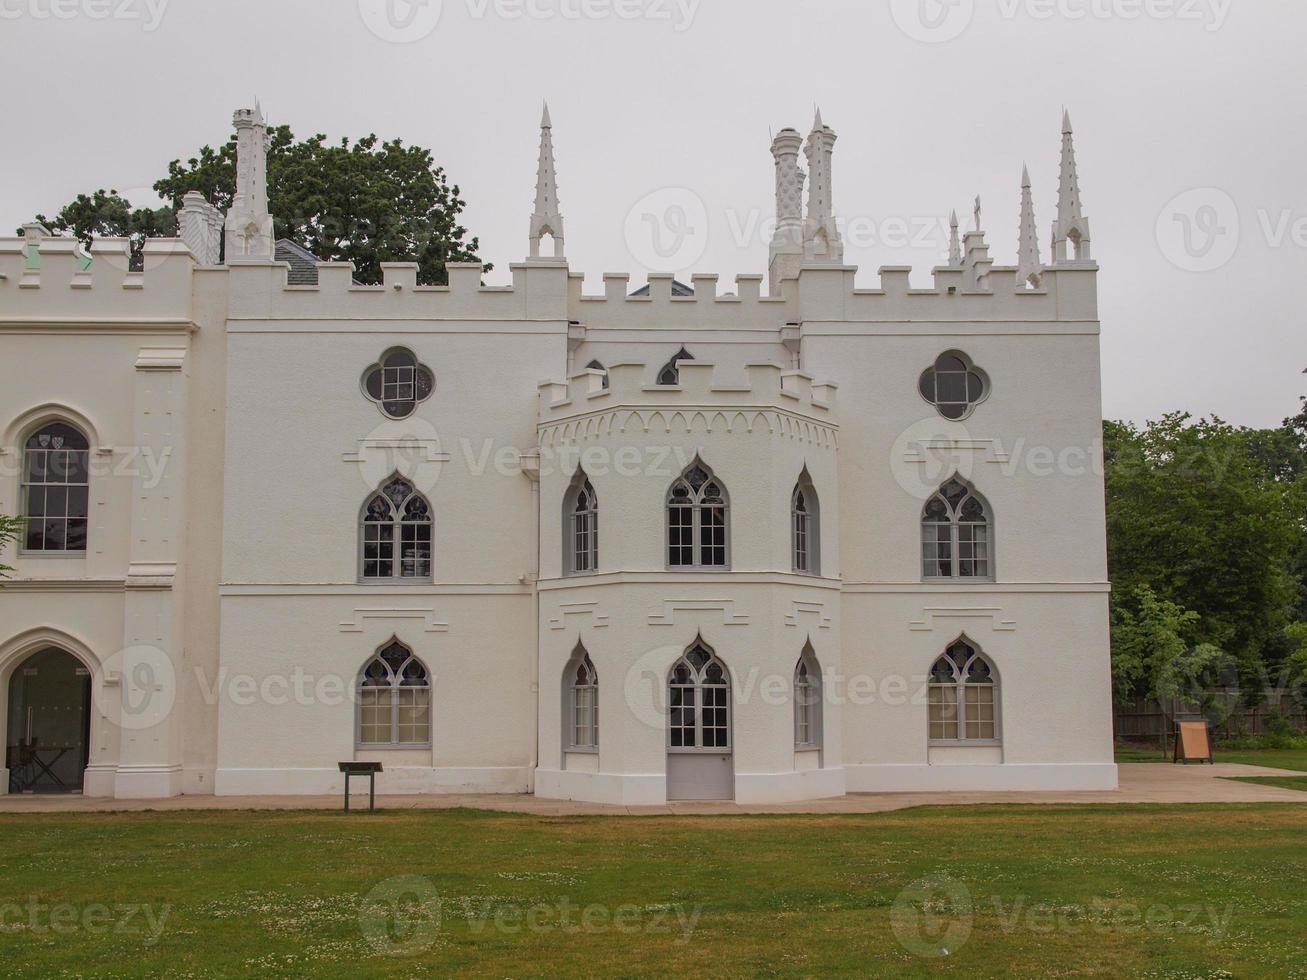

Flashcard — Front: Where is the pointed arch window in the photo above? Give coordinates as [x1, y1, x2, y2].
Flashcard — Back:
[21, 421, 90, 553]
[794, 645, 823, 749]
[358, 639, 432, 747]
[564, 472, 598, 575]
[918, 351, 989, 420]
[792, 472, 821, 575]
[586, 360, 610, 390]
[922, 478, 992, 580]
[667, 460, 728, 569]
[656, 347, 694, 386]
[928, 639, 999, 743]
[668, 639, 730, 751]
[566, 646, 598, 751]
[362, 475, 433, 581]
[362, 348, 435, 419]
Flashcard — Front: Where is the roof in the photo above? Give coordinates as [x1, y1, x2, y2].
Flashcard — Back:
[630, 279, 694, 298]
[275, 239, 321, 286]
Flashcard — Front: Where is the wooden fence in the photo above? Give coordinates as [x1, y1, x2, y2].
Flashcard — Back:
[1114, 690, 1305, 743]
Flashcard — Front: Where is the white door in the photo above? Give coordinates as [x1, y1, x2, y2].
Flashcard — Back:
[666, 641, 734, 801]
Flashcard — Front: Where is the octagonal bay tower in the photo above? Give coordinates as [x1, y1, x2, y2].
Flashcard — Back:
[535, 355, 844, 804]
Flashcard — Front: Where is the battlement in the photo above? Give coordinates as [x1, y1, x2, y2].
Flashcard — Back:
[538, 360, 838, 423]
[0, 236, 196, 325]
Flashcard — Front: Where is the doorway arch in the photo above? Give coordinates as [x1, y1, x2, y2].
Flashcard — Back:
[666, 637, 734, 801]
[6, 648, 92, 793]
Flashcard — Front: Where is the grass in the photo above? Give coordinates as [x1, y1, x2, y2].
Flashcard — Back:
[0, 804, 1305, 977]
[1117, 745, 1307, 772]
[1225, 776, 1307, 793]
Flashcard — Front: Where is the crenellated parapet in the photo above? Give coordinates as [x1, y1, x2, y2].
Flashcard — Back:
[537, 360, 838, 451]
[0, 236, 196, 326]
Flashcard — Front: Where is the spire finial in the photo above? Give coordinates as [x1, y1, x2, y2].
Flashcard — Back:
[948, 210, 962, 266]
[802, 111, 843, 263]
[1052, 109, 1091, 263]
[529, 103, 565, 260]
[1017, 164, 1042, 288]
[973, 195, 982, 232]
[813, 107, 824, 132]
[224, 104, 275, 262]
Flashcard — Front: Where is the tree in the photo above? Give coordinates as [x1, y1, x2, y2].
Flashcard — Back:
[1110, 586, 1231, 753]
[0, 515, 23, 579]
[32, 126, 487, 286]
[1105, 414, 1299, 699]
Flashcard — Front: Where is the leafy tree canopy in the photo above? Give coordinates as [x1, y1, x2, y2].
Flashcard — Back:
[0, 514, 23, 579]
[31, 126, 487, 286]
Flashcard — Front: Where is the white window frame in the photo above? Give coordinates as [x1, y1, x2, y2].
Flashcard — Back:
[918, 350, 990, 421]
[361, 347, 435, 420]
[563, 471, 599, 576]
[356, 639, 433, 749]
[794, 646, 823, 751]
[791, 472, 821, 576]
[921, 478, 994, 582]
[927, 640, 1001, 747]
[667, 639, 732, 754]
[565, 646, 599, 753]
[666, 460, 730, 571]
[359, 474, 434, 583]
[19, 420, 91, 556]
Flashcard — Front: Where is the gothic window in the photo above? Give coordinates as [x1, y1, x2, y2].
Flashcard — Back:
[362, 348, 435, 419]
[362, 475, 433, 581]
[358, 639, 431, 747]
[564, 472, 599, 575]
[586, 360, 610, 390]
[21, 422, 90, 553]
[668, 639, 730, 751]
[656, 347, 694, 386]
[792, 471, 821, 575]
[922, 478, 992, 580]
[928, 640, 999, 743]
[918, 351, 989, 420]
[667, 459, 728, 569]
[567, 646, 598, 751]
[794, 645, 823, 749]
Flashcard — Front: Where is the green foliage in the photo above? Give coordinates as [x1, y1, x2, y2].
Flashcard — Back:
[1105, 414, 1301, 700]
[31, 126, 487, 286]
[0, 514, 23, 578]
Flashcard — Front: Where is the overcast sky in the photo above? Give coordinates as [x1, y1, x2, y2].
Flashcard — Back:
[2, 0, 1302, 427]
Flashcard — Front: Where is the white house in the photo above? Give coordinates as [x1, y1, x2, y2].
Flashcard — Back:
[0, 105, 1116, 803]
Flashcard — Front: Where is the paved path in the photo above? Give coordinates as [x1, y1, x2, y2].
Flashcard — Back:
[0, 763, 1303, 817]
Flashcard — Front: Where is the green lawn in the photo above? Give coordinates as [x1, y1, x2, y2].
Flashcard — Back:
[1, 805, 1305, 977]
[1117, 745, 1307, 771]
[1226, 776, 1307, 793]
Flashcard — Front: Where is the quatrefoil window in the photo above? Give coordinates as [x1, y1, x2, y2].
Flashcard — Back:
[362, 348, 435, 419]
[918, 351, 989, 420]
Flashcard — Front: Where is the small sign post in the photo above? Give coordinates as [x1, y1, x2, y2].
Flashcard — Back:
[1173, 722, 1214, 765]
[338, 762, 383, 812]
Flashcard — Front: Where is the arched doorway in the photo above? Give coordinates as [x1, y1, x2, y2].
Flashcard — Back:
[6, 648, 91, 793]
[666, 638, 734, 801]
